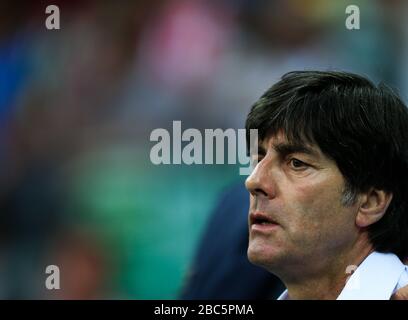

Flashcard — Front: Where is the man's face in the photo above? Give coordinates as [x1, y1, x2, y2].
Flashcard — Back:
[246, 132, 360, 277]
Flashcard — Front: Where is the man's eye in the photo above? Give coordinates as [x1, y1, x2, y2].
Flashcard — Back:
[289, 158, 308, 169]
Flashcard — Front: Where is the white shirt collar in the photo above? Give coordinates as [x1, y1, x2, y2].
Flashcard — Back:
[277, 251, 408, 300]
[277, 290, 289, 300]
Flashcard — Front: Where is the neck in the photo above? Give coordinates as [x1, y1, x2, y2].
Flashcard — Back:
[282, 236, 374, 300]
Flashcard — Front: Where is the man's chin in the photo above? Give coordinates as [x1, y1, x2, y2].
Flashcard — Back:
[247, 243, 280, 270]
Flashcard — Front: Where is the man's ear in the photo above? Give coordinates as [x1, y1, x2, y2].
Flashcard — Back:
[356, 188, 393, 228]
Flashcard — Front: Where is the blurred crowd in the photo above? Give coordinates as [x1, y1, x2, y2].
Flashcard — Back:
[0, 0, 408, 298]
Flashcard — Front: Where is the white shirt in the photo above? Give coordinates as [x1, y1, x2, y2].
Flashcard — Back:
[277, 251, 408, 300]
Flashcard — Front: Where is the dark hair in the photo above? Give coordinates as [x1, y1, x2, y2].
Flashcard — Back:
[245, 70, 408, 259]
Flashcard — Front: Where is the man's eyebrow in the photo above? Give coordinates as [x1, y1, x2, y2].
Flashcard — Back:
[251, 142, 320, 159]
[273, 142, 320, 158]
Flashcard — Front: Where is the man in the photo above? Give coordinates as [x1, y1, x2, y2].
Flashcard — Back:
[245, 71, 408, 299]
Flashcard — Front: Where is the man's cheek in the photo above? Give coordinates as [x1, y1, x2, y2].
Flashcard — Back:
[290, 182, 322, 207]
[284, 207, 322, 245]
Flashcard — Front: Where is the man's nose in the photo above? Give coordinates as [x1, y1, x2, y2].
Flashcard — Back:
[245, 159, 276, 199]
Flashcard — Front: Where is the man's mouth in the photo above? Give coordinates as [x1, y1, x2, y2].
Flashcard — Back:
[249, 212, 280, 232]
